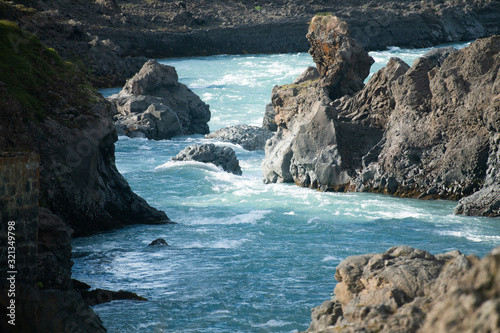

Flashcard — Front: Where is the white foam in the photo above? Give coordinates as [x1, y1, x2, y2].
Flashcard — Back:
[154, 160, 223, 173]
[252, 319, 292, 328]
[322, 255, 341, 262]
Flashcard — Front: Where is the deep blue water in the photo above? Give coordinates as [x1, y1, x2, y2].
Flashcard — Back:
[73, 43, 500, 332]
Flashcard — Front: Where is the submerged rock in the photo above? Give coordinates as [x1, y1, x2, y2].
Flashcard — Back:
[108, 60, 211, 139]
[149, 238, 169, 246]
[81, 289, 148, 306]
[205, 124, 274, 151]
[172, 143, 242, 175]
[303, 245, 500, 333]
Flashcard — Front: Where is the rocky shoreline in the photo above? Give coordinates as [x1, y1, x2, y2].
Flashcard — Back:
[0, 1, 500, 332]
[302, 245, 500, 332]
[1, 1, 499, 87]
[263, 14, 500, 218]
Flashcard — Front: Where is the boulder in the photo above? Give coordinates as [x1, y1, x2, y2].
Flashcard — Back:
[303, 245, 500, 333]
[205, 124, 274, 151]
[149, 238, 169, 246]
[172, 143, 242, 175]
[108, 60, 211, 139]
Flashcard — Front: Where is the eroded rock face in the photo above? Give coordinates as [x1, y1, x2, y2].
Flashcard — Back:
[262, 15, 374, 190]
[303, 245, 500, 333]
[205, 125, 274, 151]
[307, 15, 374, 100]
[109, 60, 211, 140]
[172, 143, 242, 175]
[263, 13, 500, 215]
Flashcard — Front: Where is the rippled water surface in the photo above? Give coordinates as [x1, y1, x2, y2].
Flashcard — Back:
[74, 42, 500, 332]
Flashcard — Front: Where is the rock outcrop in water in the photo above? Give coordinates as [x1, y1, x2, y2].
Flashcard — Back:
[302, 245, 500, 333]
[205, 125, 274, 151]
[108, 60, 211, 140]
[263, 14, 500, 217]
[173, 143, 242, 175]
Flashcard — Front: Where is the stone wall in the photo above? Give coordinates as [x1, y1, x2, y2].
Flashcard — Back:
[0, 152, 39, 286]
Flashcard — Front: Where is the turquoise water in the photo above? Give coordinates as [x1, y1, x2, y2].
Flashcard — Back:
[74, 43, 500, 332]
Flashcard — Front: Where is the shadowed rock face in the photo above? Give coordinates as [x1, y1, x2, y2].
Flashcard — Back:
[303, 245, 500, 333]
[109, 60, 211, 140]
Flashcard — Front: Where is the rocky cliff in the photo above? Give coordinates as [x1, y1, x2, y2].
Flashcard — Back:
[302, 245, 500, 333]
[0, 21, 170, 236]
[263, 14, 500, 217]
[0, 20, 172, 332]
[1, 0, 500, 87]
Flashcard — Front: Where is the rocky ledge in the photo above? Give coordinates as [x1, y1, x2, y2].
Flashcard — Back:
[205, 125, 274, 151]
[303, 245, 500, 333]
[263, 14, 500, 217]
[108, 59, 211, 140]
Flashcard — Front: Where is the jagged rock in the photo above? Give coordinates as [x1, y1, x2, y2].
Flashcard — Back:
[292, 66, 320, 85]
[306, 15, 374, 100]
[172, 143, 242, 175]
[302, 245, 500, 333]
[149, 238, 169, 246]
[262, 16, 373, 190]
[264, 15, 500, 214]
[205, 125, 274, 151]
[108, 59, 211, 140]
[81, 288, 148, 306]
[0, 24, 170, 236]
[262, 102, 277, 132]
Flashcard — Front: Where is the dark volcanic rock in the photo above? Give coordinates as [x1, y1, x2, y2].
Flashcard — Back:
[109, 60, 211, 140]
[303, 245, 500, 333]
[172, 143, 242, 175]
[81, 288, 148, 306]
[205, 125, 274, 151]
[0, 24, 170, 236]
[149, 238, 169, 246]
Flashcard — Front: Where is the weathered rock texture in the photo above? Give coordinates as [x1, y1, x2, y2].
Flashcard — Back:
[172, 144, 242, 175]
[307, 16, 374, 100]
[2, 0, 500, 87]
[109, 60, 211, 140]
[263, 14, 500, 216]
[205, 125, 274, 151]
[263, 15, 376, 191]
[303, 245, 500, 333]
[0, 153, 105, 333]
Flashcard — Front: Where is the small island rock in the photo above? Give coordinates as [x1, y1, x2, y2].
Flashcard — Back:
[108, 60, 211, 140]
[172, 143, 242, 175]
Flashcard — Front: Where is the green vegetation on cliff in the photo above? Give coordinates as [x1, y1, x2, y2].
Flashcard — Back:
[0, 20, 99, 121]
